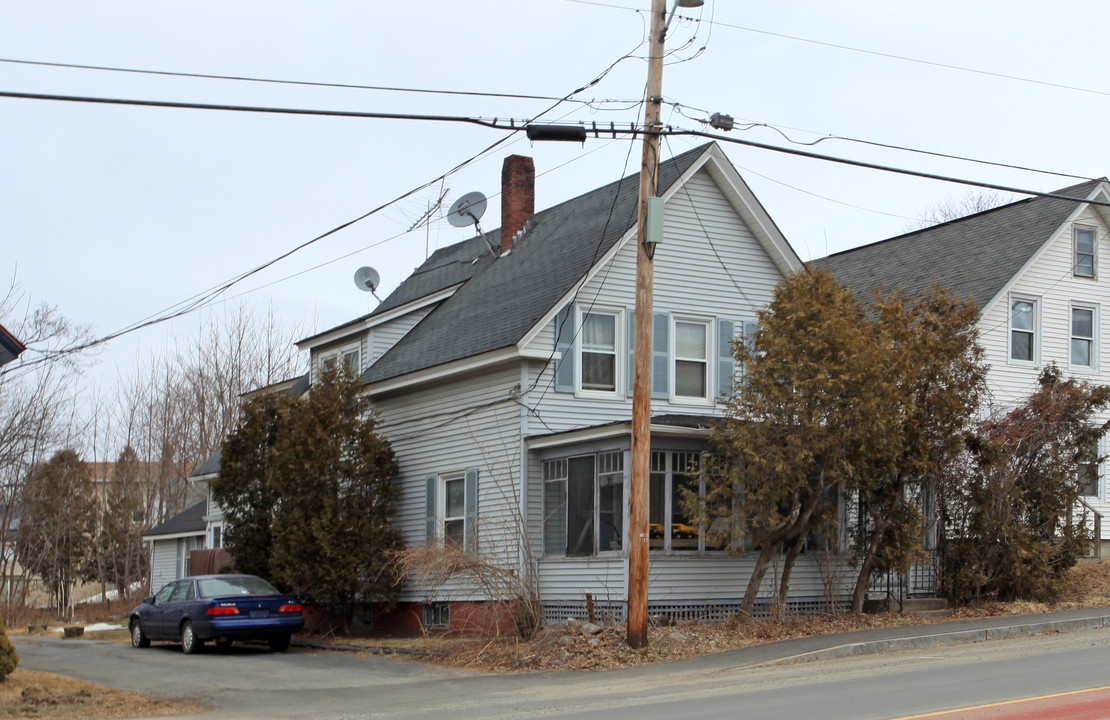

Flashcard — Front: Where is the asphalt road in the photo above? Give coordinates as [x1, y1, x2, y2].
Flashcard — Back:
[15, 627, 1110, 719]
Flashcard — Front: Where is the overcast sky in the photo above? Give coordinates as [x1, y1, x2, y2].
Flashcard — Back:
[4, 0, 1110, 389]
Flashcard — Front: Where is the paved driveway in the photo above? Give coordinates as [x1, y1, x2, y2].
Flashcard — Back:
[14, 635, 465, 718]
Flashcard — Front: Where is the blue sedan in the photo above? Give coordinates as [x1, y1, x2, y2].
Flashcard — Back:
[129, 574, 304, 653]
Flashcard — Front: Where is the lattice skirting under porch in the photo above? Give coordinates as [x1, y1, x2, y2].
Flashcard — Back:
[542, 597, 851, 625]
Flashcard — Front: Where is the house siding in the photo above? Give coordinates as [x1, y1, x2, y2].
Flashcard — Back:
[371, 307, 434, 363]
[978, 205, 1110, 537]
[538, 554, 853, 617]
[373, 364, 526, 602]
[149, 541, 177, 594]
[524, 169, 782, 432]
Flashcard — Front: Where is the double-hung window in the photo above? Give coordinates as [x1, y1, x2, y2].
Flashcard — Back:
[1009, 297, 1038, 363]
[674, 320, 709, 399]
[1075, 226, 1097, 278]
[320, 343, 361, 375]
[443, 475, 466, 546]
[580, 312, 617, 393]
[1071, 304, 1098, 369]
[425, 470, 479, 552]
[543, 452, 624, 556]
[1079, 436, 1104, 500]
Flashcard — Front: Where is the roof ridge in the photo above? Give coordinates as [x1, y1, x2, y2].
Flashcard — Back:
[822, 177, 1104, 261]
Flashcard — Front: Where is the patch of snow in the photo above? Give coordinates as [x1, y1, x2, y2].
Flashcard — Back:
[51, 623, 125, 633]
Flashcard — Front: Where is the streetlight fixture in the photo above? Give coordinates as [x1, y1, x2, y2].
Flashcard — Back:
[664, 0, 704, 38]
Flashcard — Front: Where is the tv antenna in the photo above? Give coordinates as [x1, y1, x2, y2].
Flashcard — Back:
[353, 266, 382, 302]
[447, 191, 495, 256]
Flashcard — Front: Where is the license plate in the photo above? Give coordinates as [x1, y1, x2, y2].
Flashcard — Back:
[250, 609, 269, 618]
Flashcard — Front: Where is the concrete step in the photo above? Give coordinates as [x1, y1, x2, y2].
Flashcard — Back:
[910, 609, 954, 619]
[863, 597, 950, 614]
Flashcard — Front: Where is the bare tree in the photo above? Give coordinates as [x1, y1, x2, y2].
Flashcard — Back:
[907, 190, 1010, 231]
[110, 304, 306, 527]
[0, 279, 94, 610]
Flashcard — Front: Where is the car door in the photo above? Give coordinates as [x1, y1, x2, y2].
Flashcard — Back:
[145, 582, 178, 639]
[159, 580, 194, 638]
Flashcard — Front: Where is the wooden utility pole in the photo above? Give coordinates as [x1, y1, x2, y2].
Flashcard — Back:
[627, 0, 667, 650]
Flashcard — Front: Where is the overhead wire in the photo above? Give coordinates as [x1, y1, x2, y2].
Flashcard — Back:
[7, 41, 648, 373]
[0, 56, 643, 107]
[4, 86, 1100, 202]
[562, 0, 1110, 100]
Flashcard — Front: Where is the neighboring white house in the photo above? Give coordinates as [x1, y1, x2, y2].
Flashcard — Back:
[142, 499, 207, 594]
[818, 178, 1110, 554]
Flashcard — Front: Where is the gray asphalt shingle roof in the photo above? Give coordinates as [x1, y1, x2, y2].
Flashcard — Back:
[143, 499, 206, 538]
[814, 179, 1104, 308]
[362, 144, 711, 384]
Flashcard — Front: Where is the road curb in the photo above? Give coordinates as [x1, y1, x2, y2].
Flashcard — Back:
[759, 614, 1110, 666]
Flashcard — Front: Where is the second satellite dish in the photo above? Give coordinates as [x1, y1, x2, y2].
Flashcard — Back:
[353, 266, 380, 294]
[447, 191, 487, 228]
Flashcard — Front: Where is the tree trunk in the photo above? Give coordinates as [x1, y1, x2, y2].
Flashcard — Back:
[777, 537, 806, 613]
[740, 541, 781, 616]
[850, 512, 889, 612]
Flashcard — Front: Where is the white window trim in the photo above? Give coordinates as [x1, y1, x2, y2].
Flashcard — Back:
[318, 341, 361, 377]
[1069, 302, 1099, 372]
[542, 451, 625, 558]
[575, 307, 622, 398]
[671, 316, 713, 404]
[1074, 225, 1098, 279]
[1080, 435, 1105, 503]
[1007, 294, 1040, 366]
[438, 471, 466, 547]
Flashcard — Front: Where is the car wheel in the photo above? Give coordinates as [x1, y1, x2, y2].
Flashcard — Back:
[267, 633, 291, 653]
[181, 621, 204, 654]
[130, 619, 150, 648]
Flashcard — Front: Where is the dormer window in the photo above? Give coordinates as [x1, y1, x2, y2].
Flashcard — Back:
[320, 344, 361, 376]
[1075, 226, 1096, 278]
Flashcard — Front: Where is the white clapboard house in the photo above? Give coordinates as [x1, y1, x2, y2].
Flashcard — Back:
[819, 179, 1110, 557]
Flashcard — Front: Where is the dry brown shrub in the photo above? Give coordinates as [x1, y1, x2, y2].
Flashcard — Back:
[392, 544, 542, 639]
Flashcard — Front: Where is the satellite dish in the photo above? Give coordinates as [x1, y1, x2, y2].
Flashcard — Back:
[353, 266, 380, 294]
[447, 191, 487, 228]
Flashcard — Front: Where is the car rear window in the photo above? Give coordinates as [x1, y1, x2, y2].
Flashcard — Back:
[197, 576, 281, 598]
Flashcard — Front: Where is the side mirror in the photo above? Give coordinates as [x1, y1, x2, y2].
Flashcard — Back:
[143, 596, 155, 605]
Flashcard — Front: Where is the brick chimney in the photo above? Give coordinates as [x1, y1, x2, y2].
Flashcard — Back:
[501, 155, 535, 254]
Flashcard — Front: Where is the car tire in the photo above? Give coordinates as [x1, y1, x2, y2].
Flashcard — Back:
[268, 633, 291, 653]
[130, 619, 150, 648]
[181, 621, 204, 654]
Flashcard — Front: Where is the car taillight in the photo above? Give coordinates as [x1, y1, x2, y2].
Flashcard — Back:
[207, 606, 241, 616]
[278, 603, 302, 614]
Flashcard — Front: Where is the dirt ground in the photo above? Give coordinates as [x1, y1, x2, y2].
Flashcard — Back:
[7, 559, 1110, 718]
[0, 668, 206, 719]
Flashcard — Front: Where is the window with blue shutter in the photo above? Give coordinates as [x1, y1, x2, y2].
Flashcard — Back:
[464, 469, 479, 552]
[626, 308, 635, 397]
[554, 305, 575, 392]
[652, 312, 670, 399]
[716, 319, 734, 400]
[424, 475, 437, 544]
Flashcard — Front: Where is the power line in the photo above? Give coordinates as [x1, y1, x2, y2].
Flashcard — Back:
[562, 0, 1110, 100]
[712, 120, 1090, 183]
[0, 56, 640, 106]
[8, 44, 645, 371]
[668, 128, 1108, 208]
[5, 86, 1098, 196]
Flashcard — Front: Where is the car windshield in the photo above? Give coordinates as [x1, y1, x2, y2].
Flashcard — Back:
[197, 576, 281, 598]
